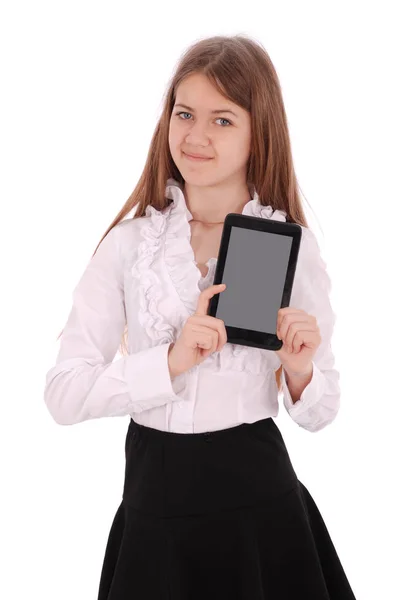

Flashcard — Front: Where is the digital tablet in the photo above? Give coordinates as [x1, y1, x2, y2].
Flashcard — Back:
[207, 212, 302, 351]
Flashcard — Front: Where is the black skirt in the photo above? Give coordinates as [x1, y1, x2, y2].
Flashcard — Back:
[97, 416, 357, 600]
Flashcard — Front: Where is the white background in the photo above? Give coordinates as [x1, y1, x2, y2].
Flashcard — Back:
[1, 1, 400, 598]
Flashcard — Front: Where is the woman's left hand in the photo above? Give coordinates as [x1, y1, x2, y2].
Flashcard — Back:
[275, 307, 321, 374]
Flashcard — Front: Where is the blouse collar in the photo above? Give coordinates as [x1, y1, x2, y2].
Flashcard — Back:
[164, 177, 287, 222]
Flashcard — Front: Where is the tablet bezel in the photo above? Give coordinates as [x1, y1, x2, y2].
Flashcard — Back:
[207, 212, 302, 351]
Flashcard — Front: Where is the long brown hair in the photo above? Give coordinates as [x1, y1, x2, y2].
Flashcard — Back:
[58, 34, 312, 394]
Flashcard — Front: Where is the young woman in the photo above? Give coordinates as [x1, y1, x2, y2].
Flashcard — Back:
[45, 35, 357, 600]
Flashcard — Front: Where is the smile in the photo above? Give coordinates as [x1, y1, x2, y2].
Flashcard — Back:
[183, 152, 213, 162]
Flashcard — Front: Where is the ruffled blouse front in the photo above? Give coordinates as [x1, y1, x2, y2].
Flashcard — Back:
[136, 178, 287, 375]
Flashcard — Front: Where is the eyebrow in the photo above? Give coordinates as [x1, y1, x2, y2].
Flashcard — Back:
[174, 103, 238, 118]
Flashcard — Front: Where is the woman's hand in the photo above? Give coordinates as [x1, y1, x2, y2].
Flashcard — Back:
[168, 284, 228, 378]
[275, 307, 321, 375]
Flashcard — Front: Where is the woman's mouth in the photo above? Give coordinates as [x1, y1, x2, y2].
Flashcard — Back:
[183, 152, 213, 162]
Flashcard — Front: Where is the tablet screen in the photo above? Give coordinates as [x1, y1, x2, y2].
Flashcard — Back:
[214, 225, 293, 336]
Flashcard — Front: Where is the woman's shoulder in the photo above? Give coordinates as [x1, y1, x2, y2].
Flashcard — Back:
[299, 225, 325, 259]
[112, 214, 152, 245]
[114, 213, 151, 230]
[110, 213, 161, 270]
[295, 224, 331, 290]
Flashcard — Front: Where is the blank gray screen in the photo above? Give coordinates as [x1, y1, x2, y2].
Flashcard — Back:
[215, 226, 293, 334]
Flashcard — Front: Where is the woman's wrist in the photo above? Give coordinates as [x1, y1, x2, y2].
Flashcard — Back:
[168, 343, 180, 379]
[283, 362, 313, 378]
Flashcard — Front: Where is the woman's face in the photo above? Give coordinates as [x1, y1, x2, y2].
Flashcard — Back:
[169, 73, 251, 187]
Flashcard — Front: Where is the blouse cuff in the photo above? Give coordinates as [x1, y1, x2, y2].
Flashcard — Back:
[125, 342, 185, 412]
[281, 361, 326, 418]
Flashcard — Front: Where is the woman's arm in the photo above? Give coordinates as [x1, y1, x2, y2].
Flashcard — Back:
[44, 224, 183, 426]
[280, 227, 341, 432]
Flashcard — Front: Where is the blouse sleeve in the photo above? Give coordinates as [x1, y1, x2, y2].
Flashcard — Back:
[44, 224, 183, 426]
[280, 227, 341, 432]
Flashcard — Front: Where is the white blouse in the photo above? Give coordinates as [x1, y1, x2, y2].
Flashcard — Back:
[44, 178, 340, 433]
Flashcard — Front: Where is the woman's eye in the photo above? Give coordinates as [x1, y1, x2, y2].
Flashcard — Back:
[175, 111, 231, 127]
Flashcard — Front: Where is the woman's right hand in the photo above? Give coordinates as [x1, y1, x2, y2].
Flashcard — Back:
[168, 283, 228, 378]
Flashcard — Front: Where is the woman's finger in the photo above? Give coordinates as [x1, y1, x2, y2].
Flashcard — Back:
[195, 284, 226, 317]
[281, 322, 319, 352]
